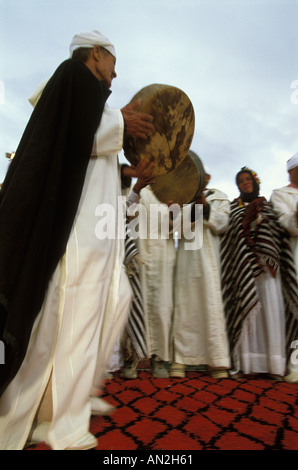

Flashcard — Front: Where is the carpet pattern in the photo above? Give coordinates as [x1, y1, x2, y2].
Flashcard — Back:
[28, 365, 298, 451]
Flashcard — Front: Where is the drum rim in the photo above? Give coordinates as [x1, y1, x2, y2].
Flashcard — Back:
[150, 150, 205, 205]
[123, 83, 195, 176]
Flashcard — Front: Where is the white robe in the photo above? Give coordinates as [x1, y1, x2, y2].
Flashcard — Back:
[127, 187, 176, 362]
[234, 269, 286, 376]
[172, 189, 231, 368]
[270, 185, 298, 374]
[0, 108, 132, 450]
[270, 186, 298, 278]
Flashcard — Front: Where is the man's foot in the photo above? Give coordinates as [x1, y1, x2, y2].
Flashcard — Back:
[120, 362, 138, 379]
[169, 362, 186, 378]
[209, 368, 229, 379]
[151, 357, 169, 378]
[27, 422, 98, 450]
[230, 371, 243, 379]
[90, 397, 115, 415]
[67, 432, 98, 450]
[27, 421, 50, 446]
[284, 371, 298, 383]
[268, 374, 284, 381]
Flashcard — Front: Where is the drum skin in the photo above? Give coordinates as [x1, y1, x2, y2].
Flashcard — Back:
[123, 84, 195, 176]
[150, 150, 205, 205]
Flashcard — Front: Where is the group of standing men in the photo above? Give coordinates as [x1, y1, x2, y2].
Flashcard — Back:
[125, 156, 298, 384]
[123, 171, 231, 380]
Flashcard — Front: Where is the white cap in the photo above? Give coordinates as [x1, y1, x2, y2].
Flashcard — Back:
[287, 153, 298, 171]
[69, 30, 116, 58]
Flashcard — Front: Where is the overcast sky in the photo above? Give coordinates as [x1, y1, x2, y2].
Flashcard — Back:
[0, 0, 297, 200]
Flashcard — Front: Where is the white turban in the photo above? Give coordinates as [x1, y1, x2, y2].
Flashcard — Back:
[69, 30, 116, 58]
[287, 153, 298, 171]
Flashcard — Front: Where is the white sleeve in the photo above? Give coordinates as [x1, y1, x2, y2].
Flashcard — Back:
[126, 189, 141, 218]
[271, 190, 298, 236]
[127, 189, 141, 206]
[91, 107, 124, 157]
[206, 193, 230, 235]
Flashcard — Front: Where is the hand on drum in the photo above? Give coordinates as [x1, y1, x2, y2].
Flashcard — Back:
[121, 99, 155, 139]
[195, 192, 208, 207]
[132, 160, 155, 195]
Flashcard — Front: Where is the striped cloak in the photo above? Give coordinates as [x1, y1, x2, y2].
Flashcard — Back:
[123, 224, 147, 360]
[220, 197, 298, 366]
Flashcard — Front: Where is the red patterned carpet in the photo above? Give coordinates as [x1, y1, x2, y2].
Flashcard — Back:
[27, 363, 298, 452]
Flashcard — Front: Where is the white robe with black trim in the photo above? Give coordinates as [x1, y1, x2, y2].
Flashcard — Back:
[0, 108, 132, 450]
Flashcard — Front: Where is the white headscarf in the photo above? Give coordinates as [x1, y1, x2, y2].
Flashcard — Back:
[69, 30, 116, 58]
[287, 153, 298, 171]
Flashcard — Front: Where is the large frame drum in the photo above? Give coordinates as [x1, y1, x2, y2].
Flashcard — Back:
[150, 150, 205, 205]
[123, 84, 195, 176]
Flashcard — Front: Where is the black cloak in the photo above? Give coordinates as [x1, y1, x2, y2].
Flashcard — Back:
[0, 58, 111, 395]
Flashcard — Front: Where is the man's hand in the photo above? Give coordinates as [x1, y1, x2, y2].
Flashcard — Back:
[132, 160, 155, 195]
[121, 100, 155, 139]
[195, 192, 208, 207]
